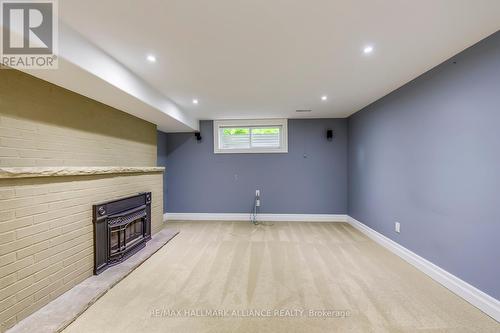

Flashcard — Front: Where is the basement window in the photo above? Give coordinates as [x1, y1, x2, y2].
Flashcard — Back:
[213, 119, 288, 154]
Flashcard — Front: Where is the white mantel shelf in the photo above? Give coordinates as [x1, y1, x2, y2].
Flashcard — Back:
[0, 166, 165, 179]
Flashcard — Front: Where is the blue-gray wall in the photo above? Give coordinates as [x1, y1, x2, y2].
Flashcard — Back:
[158, 119, 347, 214]
[348, 31, 500, 299]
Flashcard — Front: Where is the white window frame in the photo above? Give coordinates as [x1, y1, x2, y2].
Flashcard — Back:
[213, 119, 288, 154]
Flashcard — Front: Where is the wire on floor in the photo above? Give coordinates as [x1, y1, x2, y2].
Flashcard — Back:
[251, 194, 273, 227]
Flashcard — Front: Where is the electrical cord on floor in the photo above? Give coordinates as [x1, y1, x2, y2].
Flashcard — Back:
[251, 195, 273, 227]
[229, 196, 273, 238]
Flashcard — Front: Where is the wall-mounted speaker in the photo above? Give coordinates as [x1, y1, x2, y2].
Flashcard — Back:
[326, 129, 333, 141]
[195, 132, 202, 141]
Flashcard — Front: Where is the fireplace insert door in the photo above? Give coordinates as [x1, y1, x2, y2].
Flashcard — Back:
[93, 192, 152, 274]
[108, 209, 145, 257]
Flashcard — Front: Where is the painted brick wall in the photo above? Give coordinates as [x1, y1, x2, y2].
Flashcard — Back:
[0, 173, 163, 327]
[0, 174, 163, 329]
[0, 70, 157, 167]
[0, 70, 163, 331]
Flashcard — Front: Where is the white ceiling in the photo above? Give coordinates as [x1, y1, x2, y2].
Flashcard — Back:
[57, 0, 500, 126]
[21, 23, 197, 132]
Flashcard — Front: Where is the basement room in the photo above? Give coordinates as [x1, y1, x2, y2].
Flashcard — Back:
[1, 1, 499, 332]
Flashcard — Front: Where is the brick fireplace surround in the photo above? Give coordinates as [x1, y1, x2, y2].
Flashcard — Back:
[0, 70, 164, 331]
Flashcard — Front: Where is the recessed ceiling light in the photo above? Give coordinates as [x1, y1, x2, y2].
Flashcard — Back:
[192, 98, 199, 105]
[321, 95, 328, 101]
[146, 54, 156, 62]
[363, 46, 374, 54]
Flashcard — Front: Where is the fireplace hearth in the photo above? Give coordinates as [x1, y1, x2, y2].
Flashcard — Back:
[93, 192, 152, 274]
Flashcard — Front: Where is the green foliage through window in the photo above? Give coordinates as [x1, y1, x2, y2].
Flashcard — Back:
[252, 127, 279, 135]
[222, 128, 249, 135]
[222, 127, 279, 136]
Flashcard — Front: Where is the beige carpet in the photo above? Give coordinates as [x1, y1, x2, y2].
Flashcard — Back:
[63, 222, 499, 332]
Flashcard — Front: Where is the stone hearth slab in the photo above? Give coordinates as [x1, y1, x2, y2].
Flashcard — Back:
[7, 227, 179, 333]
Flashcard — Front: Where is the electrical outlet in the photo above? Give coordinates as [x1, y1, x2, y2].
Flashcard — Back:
[395, 222, 401, 233]
[256, 189, 260, 197]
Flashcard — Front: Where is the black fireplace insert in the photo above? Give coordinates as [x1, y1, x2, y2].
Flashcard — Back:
[92, 192, 152, 274]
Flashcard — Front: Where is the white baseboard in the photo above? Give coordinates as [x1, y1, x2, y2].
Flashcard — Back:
[347, 216, 500, 323]
[164, 213, 348, 223]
